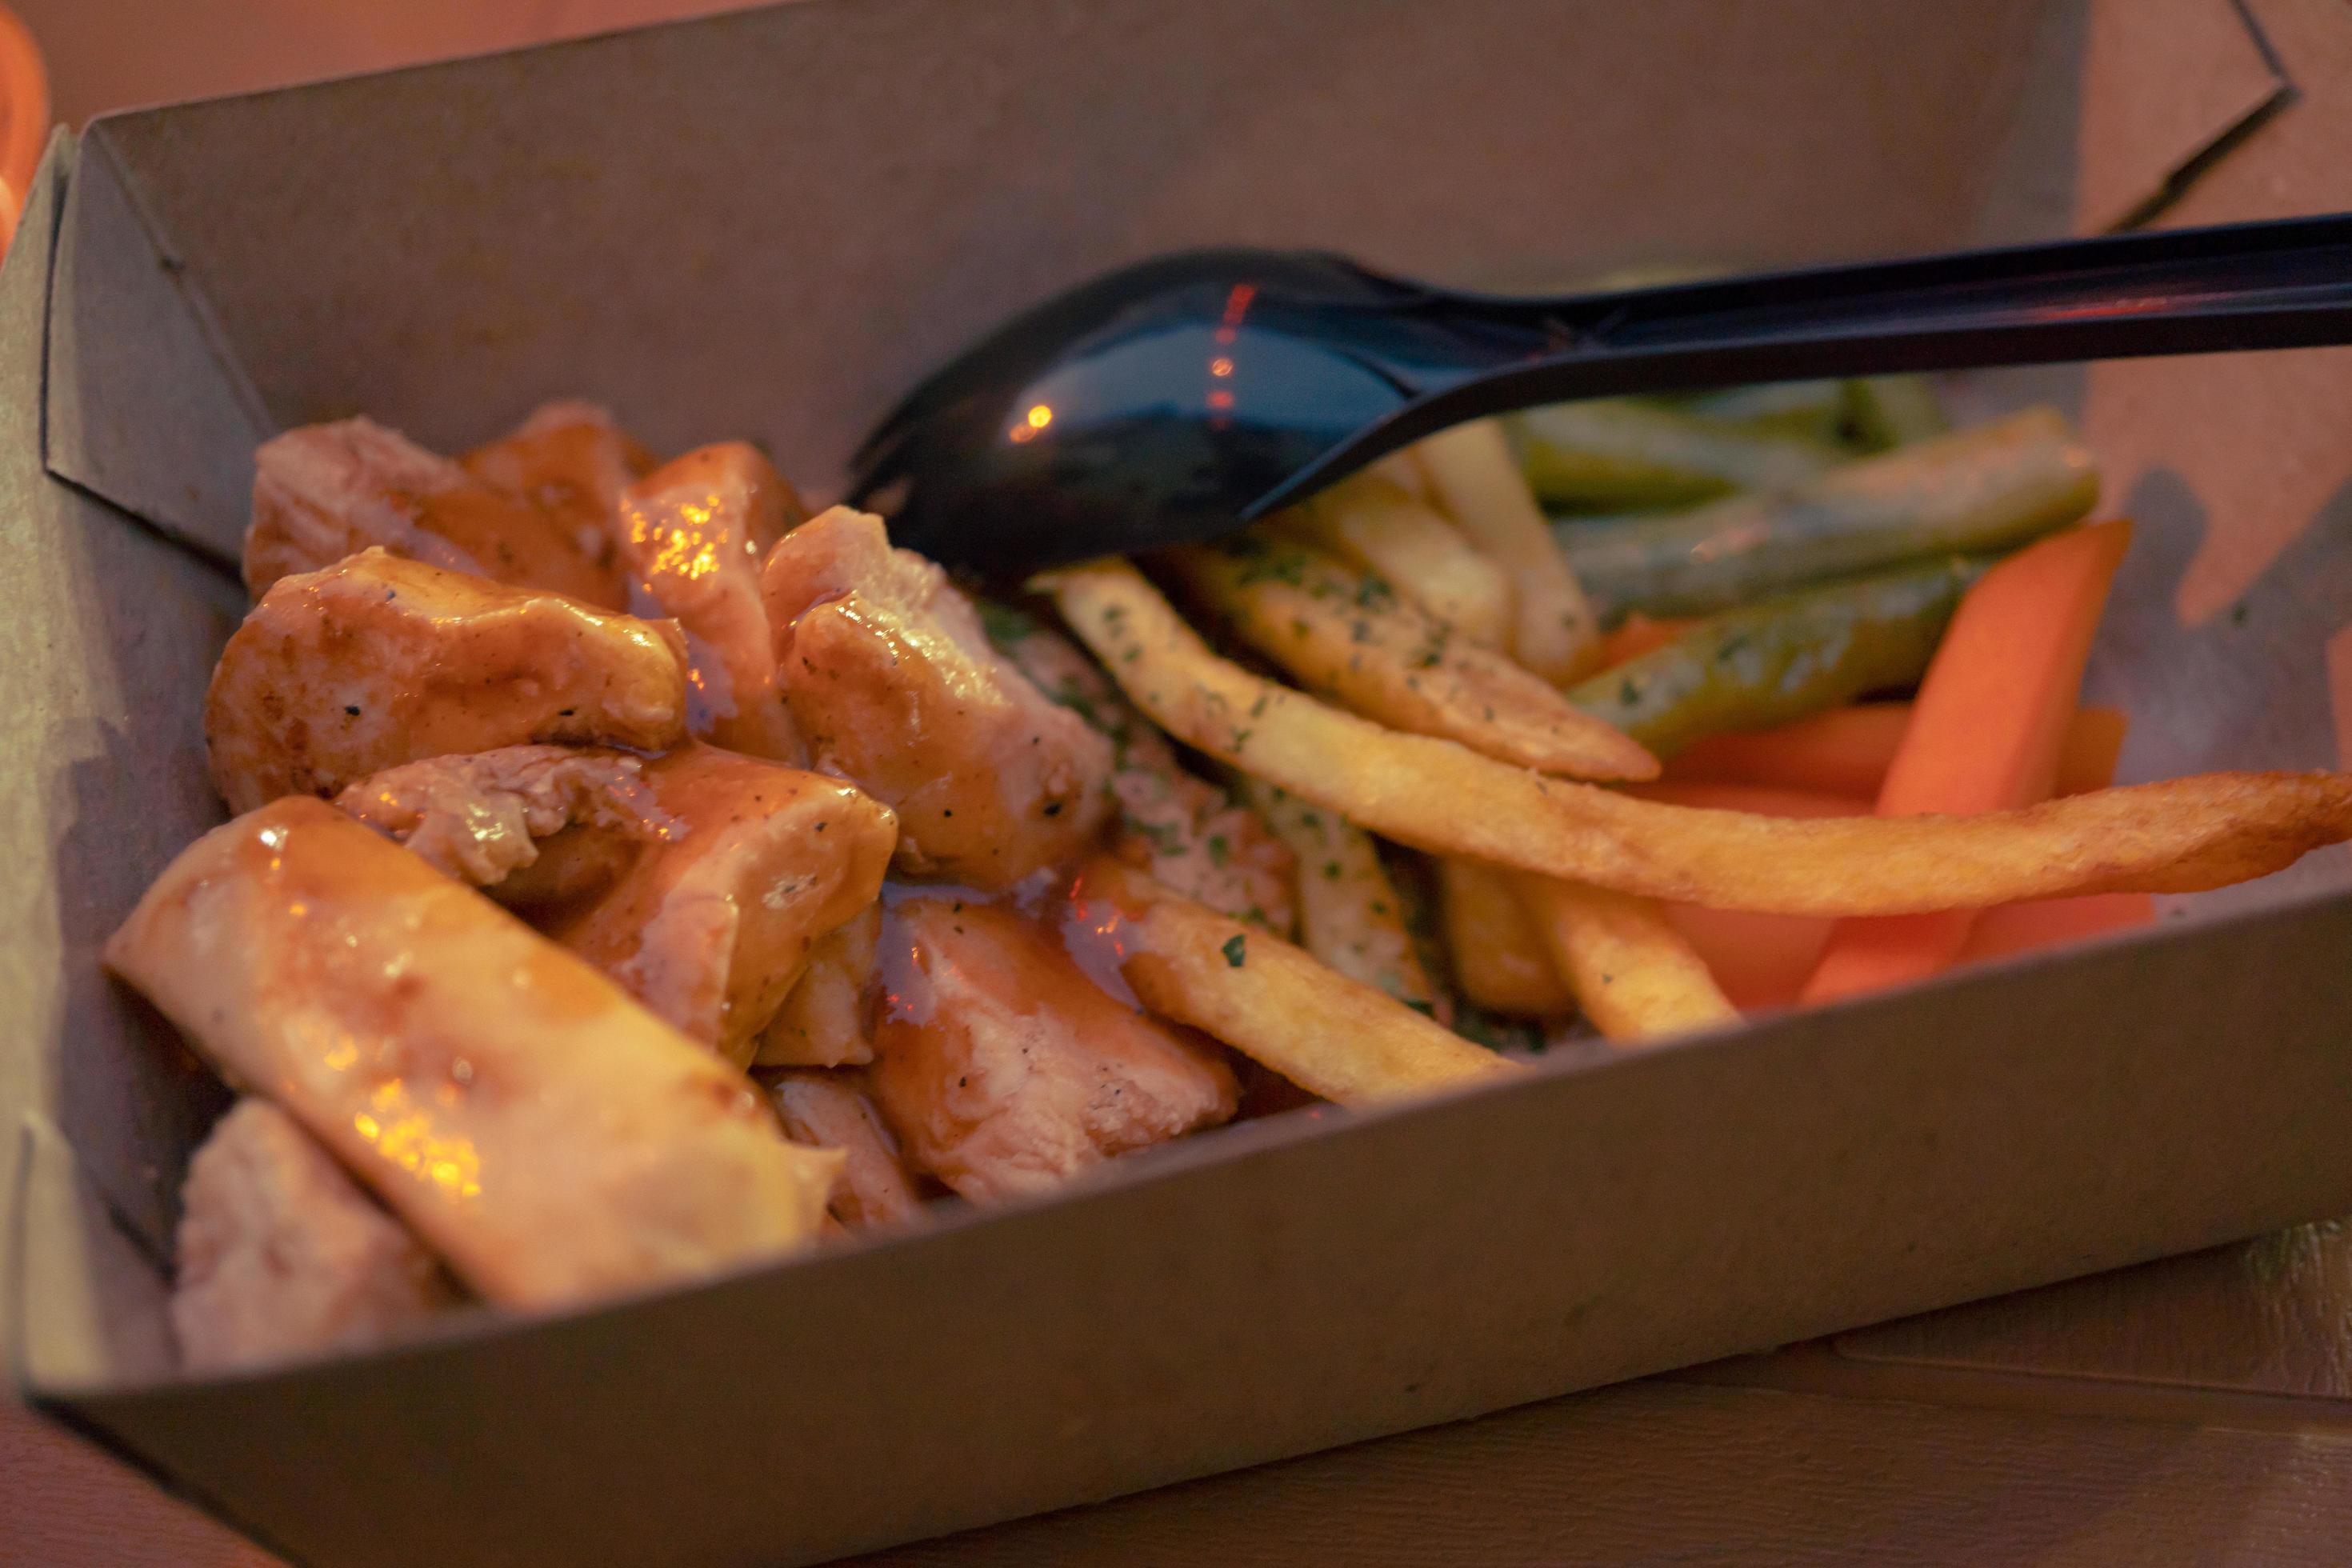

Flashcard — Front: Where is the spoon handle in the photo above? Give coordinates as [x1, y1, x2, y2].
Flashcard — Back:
[1266, 210, 2352, 510]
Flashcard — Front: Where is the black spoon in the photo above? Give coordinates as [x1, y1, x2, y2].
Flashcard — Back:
[848, 213, 2352, 577]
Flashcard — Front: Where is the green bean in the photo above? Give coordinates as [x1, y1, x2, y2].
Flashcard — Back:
[1843, 374, 1951, 450]
[1510, 398, 1846, 510]
[1566, 556, 1987, 757]
[1557, 406, 2094, 620]
[1674, 379, 1850, 445]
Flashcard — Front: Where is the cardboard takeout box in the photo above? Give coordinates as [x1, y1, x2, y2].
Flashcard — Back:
[5, 2, 2350, 1563]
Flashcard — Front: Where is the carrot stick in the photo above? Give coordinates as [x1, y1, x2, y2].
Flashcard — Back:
[2052, 704, 2128, 796]
[1801, 519, 2134, 1004]
[1622, 779, 1858, 1009]
[1595, 613, 1702, 670]
[1659, 903, 1834, 1011]
[1668, 702, 2127, 799]
[1956, 894, 2156, 966]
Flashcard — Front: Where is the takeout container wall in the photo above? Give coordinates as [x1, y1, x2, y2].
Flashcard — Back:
[6, 3, 2351, 1565]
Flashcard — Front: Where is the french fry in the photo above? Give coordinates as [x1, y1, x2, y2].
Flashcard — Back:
[1413, 418, 1604, 682]
[1237, 778, 1446, 1018]
[1167, 538, 1656, 781]
[1513, 876, 1738, 1044]
[1438, 858, 1573, 1015]
[1070, 857, 1518, 1105]
[1283, 471, 1512, 648]
[1039, 560, 2352, 915]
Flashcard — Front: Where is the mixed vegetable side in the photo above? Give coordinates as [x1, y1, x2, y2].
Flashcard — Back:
[105, 371, 2352, 1377]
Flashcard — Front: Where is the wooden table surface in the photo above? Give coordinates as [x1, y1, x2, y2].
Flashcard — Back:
[8, 0, 2352, 1562]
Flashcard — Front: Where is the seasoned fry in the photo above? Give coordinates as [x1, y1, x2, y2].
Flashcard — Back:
[1070, 858, 1518, 1105]
[206, 549, 690, 814]
[1513, 876, 1738, 1043]
[1437, 858, 1572, 1016]
[1412, 418, 1602, 681]
[1238, 779, 1444, 1017]
[1283, 471, 1512, 648]
[105, 799, 840, 1311]
[1040, 560, 2352, 915]
[989, 603, 1298, 931]
[1168, 538, 1657, 782]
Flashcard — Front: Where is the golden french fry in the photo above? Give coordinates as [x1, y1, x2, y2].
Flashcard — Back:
[1438, 858, 1573, 1015]
[1411, 418, 1602, 682]
[1364, 446, 1435, 503]
[1237, 778, 1445, 1017]
[1038, 560, 2352, 915]
[1513, 876, 1737, 1044]
[1167, 538, 1656, 782]
[1283, 472, 1512, 647]
[1070, 857, 1517, 1105]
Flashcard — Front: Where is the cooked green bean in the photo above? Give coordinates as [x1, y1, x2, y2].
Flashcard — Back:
[1511, 398, 1846, 509]
[1557, 406, 2094, 619]
[1565, 556, 1986, 756]
[1843, 374, 1951, 450]
[1674, 378, 1850, 445]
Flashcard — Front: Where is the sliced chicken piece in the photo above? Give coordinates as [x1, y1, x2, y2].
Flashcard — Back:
[994, 611, 1296, 931]
[206, 548, 689, 814]
[615, 443, 807, 762]
[171, 1098, 458, 1374]
[461, 400, 657, 541]
[754, 902, 879, 1068]
[868, 893, 1238, 1204]
[766, 1070, 925, 1230]
[548, 745, 897, 1067]
[762, 508, 1112, 888]
[333, 745, 676, 908]
[106, 799, 838, 1311]
[247, 417, 628, 606]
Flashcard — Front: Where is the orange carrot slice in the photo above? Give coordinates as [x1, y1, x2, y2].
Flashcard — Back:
[1956, 893, 2157, 966]
[1668, 701, 2127, 800]
[1800, 519, 2134, 1003]
[1622, 779, 1858, 1010]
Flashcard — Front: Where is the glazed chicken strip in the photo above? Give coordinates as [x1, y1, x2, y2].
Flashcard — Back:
[333, 745, 674, 894]
[461, 399, 658, 538]
[763, 506, 1112, 888]
[247, 416, 628, 606]
[172, 1099, 458, 1374]
[206, 548, 690, 813]
[766, 1070, 925, 1230]
[548, 745, 898, 1067]
[870, 892, 1238, 1205]
[755, 903, 880, 1068]
[615, 443, 807, 761]
[987, 605, 1297, 931]
[106, 799, 840, 1310]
